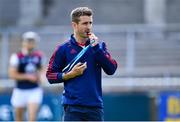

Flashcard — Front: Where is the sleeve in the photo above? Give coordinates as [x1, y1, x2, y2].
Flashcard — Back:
[46, 45, 66, 84]
[92, 42, 117, 75]
[9, 53, 19, 68]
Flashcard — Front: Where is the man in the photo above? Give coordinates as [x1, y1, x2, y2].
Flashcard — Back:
[46, 7, 117, 121]
[9, 31, 46, 121]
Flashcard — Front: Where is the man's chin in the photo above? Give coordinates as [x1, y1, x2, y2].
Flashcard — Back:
[80, 34, 88, 38]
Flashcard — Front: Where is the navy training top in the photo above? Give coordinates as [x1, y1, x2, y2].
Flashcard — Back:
[46, 35, 117, 108]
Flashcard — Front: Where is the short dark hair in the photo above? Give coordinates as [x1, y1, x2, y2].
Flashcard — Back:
[70, 7, 93, 23]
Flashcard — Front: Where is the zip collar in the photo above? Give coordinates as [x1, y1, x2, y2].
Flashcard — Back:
[70, 34, 90, 47]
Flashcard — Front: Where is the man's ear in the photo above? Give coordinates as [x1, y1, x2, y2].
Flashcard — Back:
[71, 22, 77, 29]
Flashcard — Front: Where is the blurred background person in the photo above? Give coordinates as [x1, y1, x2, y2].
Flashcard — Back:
[8, 31, 46, 121]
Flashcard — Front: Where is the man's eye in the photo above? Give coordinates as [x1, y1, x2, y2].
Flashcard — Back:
[82, 22, 92, 25]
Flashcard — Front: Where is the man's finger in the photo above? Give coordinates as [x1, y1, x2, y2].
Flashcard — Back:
[74, 62, 83, 67]
[79, 62, 87, 69]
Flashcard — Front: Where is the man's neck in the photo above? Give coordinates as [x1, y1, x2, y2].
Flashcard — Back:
[74, 33, 87, 45]
[22, 48, 33, 55]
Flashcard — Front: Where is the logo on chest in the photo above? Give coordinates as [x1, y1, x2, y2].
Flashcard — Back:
[70, 48, 77, 54]
[25, 63, 36, 73]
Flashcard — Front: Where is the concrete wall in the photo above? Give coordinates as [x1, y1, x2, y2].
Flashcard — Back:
[1, 0, 180, 26]
[166, 0, 180, 23]
[0, 0, 20, 26]
[45, 0, 144, 25]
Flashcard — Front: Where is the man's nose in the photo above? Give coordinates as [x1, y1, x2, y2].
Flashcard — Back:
[87, 23, 92, 29]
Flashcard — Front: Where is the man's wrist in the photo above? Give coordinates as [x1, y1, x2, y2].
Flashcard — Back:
[62, 71, 76, 80]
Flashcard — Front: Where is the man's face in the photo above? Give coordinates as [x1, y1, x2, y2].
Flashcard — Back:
[73, 15, 93, 38]
[22, 39, 36, 51]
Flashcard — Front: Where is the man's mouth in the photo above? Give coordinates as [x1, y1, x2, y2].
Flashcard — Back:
[85, 32, 91, 36]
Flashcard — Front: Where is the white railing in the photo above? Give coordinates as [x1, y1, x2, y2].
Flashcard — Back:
[1, 24, 180, 78]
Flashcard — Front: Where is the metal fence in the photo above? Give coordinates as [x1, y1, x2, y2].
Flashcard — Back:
[1, 24, 180, 78]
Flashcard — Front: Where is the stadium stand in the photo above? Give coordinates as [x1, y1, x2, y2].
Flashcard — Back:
[0, 0, 180, 92]
[1, 1, 180, 121]
[1, 25, 180, 78]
